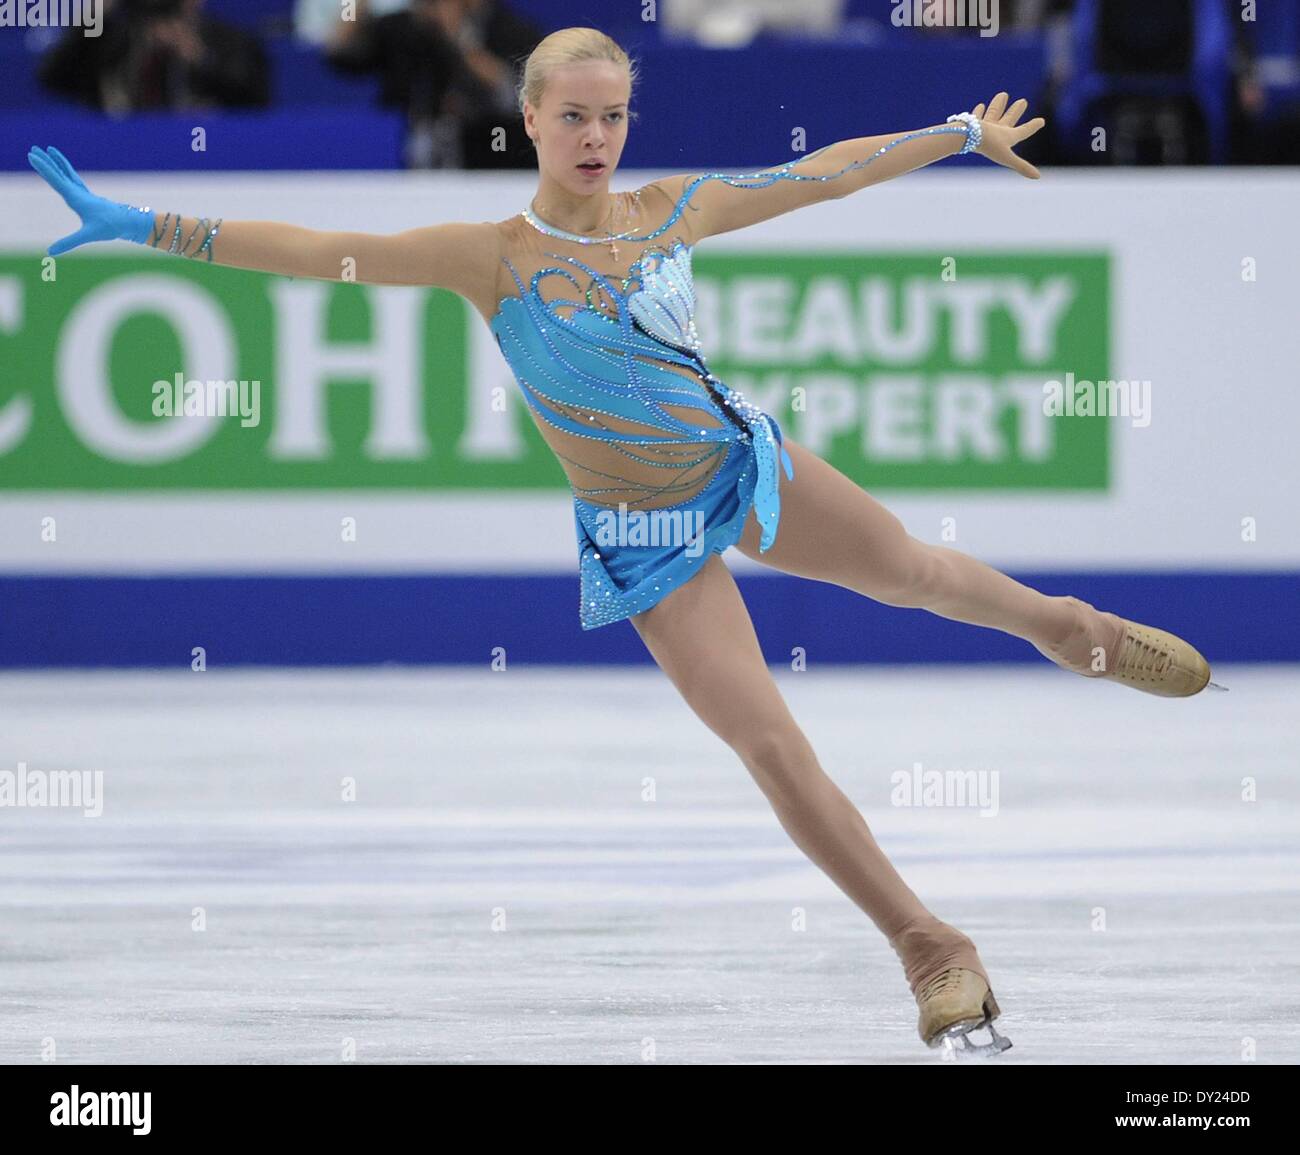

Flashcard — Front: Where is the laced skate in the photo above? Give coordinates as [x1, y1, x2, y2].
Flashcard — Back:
[890, 918, 1012, 1056]
[1103, 619, 1213, 697]
[916, 968, 1012, 1056]
[1037, 596, 1212, 697]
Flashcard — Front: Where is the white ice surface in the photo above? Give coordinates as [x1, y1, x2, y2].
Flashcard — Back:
[1, 666, 1296, 1064]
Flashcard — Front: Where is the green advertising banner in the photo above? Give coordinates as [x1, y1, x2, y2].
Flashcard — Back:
[0, 251, 1108, 490]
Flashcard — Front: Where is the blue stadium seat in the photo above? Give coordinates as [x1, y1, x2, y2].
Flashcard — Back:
[506, 0, 652, 38]
[1252, 0, 1300, 119]
[201, 0, 297, 32]
[0, 37, 48, 111]
[1056, 0, 1232, 162]
[269, 40, 383, 106]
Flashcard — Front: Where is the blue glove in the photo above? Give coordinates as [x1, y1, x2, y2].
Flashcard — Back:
[27, 145, 155, 256]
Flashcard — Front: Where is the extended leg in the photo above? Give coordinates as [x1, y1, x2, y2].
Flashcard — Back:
[629, 554, 990, 1001]
[736, 439, 1127, 672]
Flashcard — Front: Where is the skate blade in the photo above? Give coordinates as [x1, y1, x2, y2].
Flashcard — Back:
[932, 1020, 1013, 1058]
[1206, 681, 1229, 692]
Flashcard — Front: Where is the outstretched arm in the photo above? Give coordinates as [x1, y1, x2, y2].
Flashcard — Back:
[146, 216, 496, 292]
[648, 93, 1044, 241]
[26, 146, 498, 301]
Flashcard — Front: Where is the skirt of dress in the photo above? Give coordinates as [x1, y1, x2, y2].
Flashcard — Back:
[573, 408, 793, 630]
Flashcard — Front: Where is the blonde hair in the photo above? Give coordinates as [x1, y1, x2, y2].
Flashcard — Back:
[516, 27, 638, 118]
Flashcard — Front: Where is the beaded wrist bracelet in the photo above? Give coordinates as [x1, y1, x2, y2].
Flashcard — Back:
[945, 111, 984, 154]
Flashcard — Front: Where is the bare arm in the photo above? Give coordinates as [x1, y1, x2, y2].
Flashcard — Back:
[140, 214, 500, 297]
[645, 94, 1043, 241]
[28, 145, 503, 308]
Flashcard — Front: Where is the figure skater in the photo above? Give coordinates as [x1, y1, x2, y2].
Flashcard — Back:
[27, 26, 1212, 1056]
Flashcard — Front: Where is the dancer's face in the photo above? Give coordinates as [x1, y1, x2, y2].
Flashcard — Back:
[526, 61, 630, 196]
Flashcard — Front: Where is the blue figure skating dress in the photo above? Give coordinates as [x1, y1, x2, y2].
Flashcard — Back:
[487, 127, 976, 629]
[489, 172, 804, 630]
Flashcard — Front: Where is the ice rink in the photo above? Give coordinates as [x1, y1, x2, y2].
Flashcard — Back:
[1, 665, 1296, 1065]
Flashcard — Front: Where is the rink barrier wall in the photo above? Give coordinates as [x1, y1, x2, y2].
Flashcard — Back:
[0, 571, 1293, 667]
[3, 171, 1296, 574]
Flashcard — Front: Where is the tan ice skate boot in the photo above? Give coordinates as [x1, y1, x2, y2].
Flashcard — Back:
[1103, 618, 1212, 697]
[915, 968, 1011, 1055]
[890, 917, 1012, 1056]
[1036, 596, 1212, 698]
